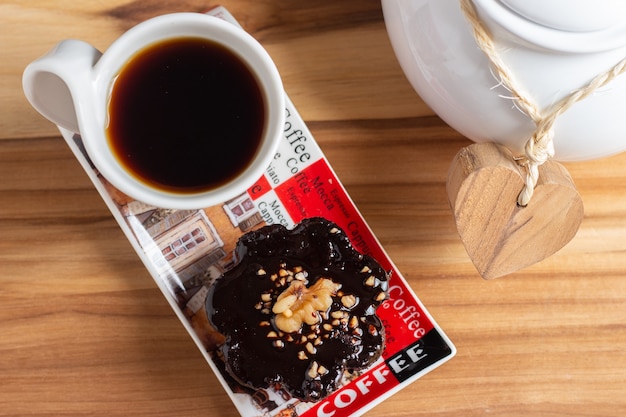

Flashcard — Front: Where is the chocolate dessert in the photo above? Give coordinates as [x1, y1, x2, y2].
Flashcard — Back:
[206, 217, 389, 401]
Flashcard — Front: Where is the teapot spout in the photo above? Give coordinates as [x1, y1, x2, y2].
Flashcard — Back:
[23, 39, 102, 134]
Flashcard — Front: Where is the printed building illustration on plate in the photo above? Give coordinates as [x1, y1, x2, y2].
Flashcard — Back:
[117, 195, 265, 293]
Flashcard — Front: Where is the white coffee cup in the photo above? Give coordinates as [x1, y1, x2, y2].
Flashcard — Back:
[23, 12, 284, 209]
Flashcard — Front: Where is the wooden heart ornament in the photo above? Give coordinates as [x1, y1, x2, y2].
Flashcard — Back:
[447, 142, 584, 279]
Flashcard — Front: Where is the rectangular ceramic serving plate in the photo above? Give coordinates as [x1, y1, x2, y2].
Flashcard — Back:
[57, 7, 455, 416]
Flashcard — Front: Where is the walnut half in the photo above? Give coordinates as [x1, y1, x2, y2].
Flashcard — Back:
[273, 278, 341, 333]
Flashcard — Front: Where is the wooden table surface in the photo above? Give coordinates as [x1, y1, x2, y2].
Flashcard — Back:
[2, 1, 626, 416]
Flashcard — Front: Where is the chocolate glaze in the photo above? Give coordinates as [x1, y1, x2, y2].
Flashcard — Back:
[206, 217, 389, 402]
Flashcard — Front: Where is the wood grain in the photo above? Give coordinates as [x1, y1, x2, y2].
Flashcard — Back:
[2, 1, 626, 416]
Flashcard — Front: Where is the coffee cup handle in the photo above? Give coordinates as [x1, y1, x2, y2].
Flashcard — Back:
[22, 39, 102, 133]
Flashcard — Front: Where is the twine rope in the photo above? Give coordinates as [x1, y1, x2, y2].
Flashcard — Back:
[460, 0, 626, 206]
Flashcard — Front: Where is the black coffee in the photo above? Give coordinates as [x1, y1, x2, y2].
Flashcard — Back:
[106, 37, 266, 194]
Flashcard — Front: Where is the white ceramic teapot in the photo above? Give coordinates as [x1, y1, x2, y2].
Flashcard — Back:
[382, 0, 626, 161]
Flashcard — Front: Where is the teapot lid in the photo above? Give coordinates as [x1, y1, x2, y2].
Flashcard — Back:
[475, 0, 626, 52]
[500, 0, 626, 32]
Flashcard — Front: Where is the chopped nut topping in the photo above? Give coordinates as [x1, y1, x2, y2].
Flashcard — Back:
[308, 361, 319, 379]
[331, 310, 347, 319]
[255, 258, 387, 361]
[341, 295, 356, 308]
[364, 275, 376, 287]
[272, 278, 341, 333]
